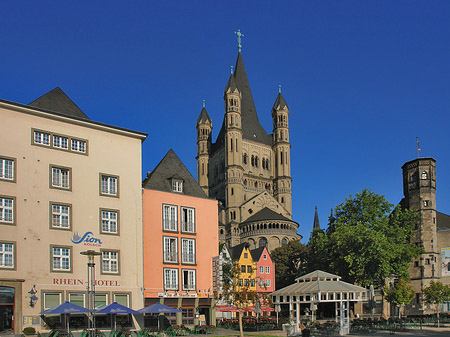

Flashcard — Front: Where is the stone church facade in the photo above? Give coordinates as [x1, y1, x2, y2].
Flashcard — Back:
[196, 50, 300, 252]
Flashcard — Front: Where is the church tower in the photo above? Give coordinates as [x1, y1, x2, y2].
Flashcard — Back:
[272, 87, 292, 215]
[401, 157, 438, 313]
[195, 31, 301, 251]
[196, 101, 212, 196]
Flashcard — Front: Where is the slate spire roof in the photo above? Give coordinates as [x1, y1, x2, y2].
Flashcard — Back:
[216, 52, 272, 148]
[196, 106, 212, 126]
[143, 149, 207, 198]
[224, 71, 238, 95]
[29, 87, 89, 120]
[272, 92, 289, 111]
[313, 206, 320, 230]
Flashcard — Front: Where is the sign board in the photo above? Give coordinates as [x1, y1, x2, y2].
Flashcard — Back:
[441, 248, 450, 277]
[23, 316, 41, 326]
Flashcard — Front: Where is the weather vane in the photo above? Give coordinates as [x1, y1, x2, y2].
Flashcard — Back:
[235, 29, 244, 52]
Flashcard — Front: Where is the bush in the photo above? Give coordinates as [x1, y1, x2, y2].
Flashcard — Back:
[23, 327, 36, 335]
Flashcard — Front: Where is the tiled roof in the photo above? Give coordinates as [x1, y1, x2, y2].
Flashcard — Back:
[143, 149, 207, 198]
[242, 207, 294, 224]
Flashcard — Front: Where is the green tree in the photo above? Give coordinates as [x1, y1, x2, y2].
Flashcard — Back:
[307, 227, 331, 274]
[313, 189, 420, 287]
[383, 278, 415, 319]
[271, 240, 308, 289]
[423, 281, 450, 327]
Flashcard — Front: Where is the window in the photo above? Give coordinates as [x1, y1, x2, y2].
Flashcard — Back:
[181, 238, 195, 264]
[259, 279, 265, 287]
[424, 200, 430, 207]
[94, 294, 108, 309]
[250, 279, 255, 287]
[181, 207, 195, 233]
[0, 242, 14, 269]
[34, 130, 50, 146]
[44, 293, 62, 309]
[163, 205, 177, 231]
[247, 265, 252, 273]
[0, 157, 15, 182]
[0, 197, 14, 224]
[238, 279, 243, 286]
[244, 279, 249, 286]
[259, 238, 267, 248]
[53, 135, 69, 150]
[259, 266, 264, 274]
[282, 238, 288, 246]
[182, 308, 194, 325]
[241, 265, 246, 273]
[164, 237, 178, 263]
[100, 174, 118, 197]
[100, 209, 119, 234]
[263, 254, 267, 260]
[244, 253, 248, 258]
[164, 268, 178, 290]
[114, 294, 130, 307]
[51, 246, 71, 272]
[51, 166, 71, 190]
[182, 269, 196, 290]
[172, 179, 183, 193]
[102, 250, 119, 274]
[68, 293, 85, 307]
[265, 279, 271, 287]
[421, 171, 428, 179]
[71, 139, 87, 153]
[51, 203, 71, 229]
[265, 266, 270, 274]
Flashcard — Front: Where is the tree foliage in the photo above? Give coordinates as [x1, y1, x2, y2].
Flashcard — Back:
[384, 278, 415, 318]
[423, 281, 450, 327]
[307, 189, 420, 287]
[271, 240, 308, 289]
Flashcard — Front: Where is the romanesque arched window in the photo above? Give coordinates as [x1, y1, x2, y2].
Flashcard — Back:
[259, 237, 268, 248]
[282, 238, 288, 246]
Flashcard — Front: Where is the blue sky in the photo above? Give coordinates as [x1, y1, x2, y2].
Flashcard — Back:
[1, 1, 449, 242]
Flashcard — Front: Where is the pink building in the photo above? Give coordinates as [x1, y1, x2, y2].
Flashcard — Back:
[251, 247, 275, 293]
[142, 150, 218, 327]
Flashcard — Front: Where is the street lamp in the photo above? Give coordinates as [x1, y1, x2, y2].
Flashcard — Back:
[81, 250, 102, 337]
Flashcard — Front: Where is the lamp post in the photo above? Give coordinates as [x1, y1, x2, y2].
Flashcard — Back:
[81, 250, 101, 337]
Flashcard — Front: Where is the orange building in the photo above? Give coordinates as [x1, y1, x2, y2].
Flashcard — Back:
[142, 149, 218, 327]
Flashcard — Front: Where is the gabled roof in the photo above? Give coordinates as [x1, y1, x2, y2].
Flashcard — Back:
[229, 243, 250, 261]
[242, 207, 295, 224]
[272, 92, 288, 111]
[196, 106, 212, 126]
[29, 87, 90, 120]
[250, 246, 266, 261]
[437, 211, 450, 231]
[143, 149, 207, 198]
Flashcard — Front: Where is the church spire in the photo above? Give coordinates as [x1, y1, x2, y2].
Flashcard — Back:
[313, 206, 320, 230]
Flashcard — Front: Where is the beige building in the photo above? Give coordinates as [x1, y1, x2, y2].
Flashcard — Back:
[0, 88, 147, 333]
[196, 51, 300, 252]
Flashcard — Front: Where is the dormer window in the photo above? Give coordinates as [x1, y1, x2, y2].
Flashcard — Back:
[172, 179, 183, 193]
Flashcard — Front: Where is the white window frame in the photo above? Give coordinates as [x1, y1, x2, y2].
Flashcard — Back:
[44, 292, 62, 309]
[182, 269, 196, 291]
[53, 135, 69, 150]
[163, 237, 178, 263]
[51, 246, 71, 272]
[51, 166, 71, 190]
[0, 157, 15, 182]
[0, 197, 14, 224]
[259, 279, 265, 287]
[163, 204, 177, 231]
[71, 139, 87, 153]
[181, 238, 195, 264]
[164, 268, 178, 290]
[34, 130, 51, 146]
[101, 209, 118, 234]
[265, 266, 270, 274]
[51, 203, 71, 229]
[0, 242, 14, 269]
[265, 279, 271, 287]
[100, 174, 118, 197]
[259, 266, 264, 274]
[101, 250, 119, 274]
[181, 207, 195, 233]
[68, 293, 85, 307]
[172, 179, 183, 193]
[114, 294, 130, 307]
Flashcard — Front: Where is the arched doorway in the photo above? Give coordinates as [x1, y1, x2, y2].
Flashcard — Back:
[0, 286, 15, 333]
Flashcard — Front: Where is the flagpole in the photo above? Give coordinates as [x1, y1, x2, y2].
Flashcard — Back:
[416, 137, 421, 158]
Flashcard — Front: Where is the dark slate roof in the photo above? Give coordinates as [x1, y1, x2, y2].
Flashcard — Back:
[250, 247, 265, 261]
[313, 206, 320, 230]
[229, 243, 249, 261]
[272, 92, 288, 111]
[196, 107, 212, 125]
[242, 207, 295, 224]
[437, 211, 450, 231]
[29, 87, 90, 120]
[214, 52, 272, 151]
[224, 73, 238, 95]
[143, 149, 207, 198]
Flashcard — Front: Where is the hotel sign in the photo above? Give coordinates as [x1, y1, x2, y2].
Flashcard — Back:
[53, 278, 120, 286]
[71, 231, 103, 247]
